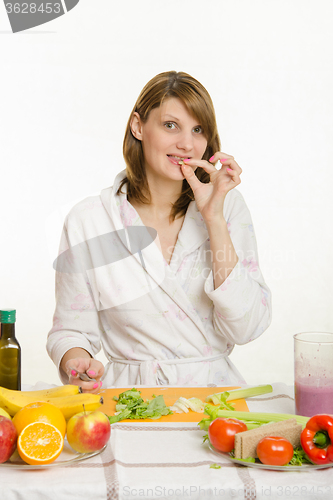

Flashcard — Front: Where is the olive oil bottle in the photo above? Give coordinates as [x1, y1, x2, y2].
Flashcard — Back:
[0, 309, 21, 390]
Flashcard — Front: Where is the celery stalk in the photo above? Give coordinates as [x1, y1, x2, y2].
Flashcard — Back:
[210, 409, 308, 427]
[226, 385, 273, 401]
[205, 384, 273, 404]
[198, 407, 309, 431]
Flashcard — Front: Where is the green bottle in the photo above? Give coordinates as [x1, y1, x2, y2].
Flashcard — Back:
[0, 309, 21, 390]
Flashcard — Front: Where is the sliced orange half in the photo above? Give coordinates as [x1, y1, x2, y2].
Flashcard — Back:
[17, 422, 64, 465]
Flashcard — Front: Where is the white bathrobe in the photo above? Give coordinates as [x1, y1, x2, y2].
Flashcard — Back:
[47, 170, 272, 387]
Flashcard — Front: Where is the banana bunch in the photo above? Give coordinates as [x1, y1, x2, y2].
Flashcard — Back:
[0, 385, 103, 420]
[19, 384, 82, 398]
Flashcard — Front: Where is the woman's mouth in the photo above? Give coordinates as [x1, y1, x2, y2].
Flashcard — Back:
[167, 155, 190, 165]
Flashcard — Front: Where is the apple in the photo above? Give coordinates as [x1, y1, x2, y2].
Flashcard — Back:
[66, 410, 110, 453]
[0, 416, 18, 463]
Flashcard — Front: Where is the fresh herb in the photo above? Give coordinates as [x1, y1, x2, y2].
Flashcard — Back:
[203, 433, 209, 443]
[210, 463, 221, 469]
[109, 388, 173, 424]
[288, 447, 313, 466]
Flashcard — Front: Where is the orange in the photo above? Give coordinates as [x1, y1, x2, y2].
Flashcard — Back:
[17, 421, 64, 465]
[13, 401, 66, 437]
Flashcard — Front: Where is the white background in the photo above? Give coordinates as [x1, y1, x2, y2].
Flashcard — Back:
[1, 0, 332, 387]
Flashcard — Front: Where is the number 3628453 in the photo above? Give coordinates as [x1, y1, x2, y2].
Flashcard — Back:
[5, 3, 61, 14]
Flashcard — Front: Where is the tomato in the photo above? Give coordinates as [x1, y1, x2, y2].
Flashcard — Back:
[256, 436, 294, 466]
[208, 418, 247, 453]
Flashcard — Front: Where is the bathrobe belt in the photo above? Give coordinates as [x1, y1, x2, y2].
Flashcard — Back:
[108, 352, 231, 386]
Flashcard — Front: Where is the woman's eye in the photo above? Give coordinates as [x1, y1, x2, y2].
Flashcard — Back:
[163, 122, 203, 133]
[164, 122, 176, 130]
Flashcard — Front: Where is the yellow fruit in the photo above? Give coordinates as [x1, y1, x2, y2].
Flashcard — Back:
[17, 422, 64, 465]
[21, 385, 81, 398]
[13, 402, 67, 437]
[0, 407, 11, 420]
[47, 394, 103, 420]
[0, 385, 102, 419]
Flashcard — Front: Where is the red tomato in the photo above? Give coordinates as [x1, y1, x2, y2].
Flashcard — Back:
[256, 436, 294, 466]
[208, 418, 247, 453]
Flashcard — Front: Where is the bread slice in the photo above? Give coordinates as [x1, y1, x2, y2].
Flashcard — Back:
[234, 419, 302, 459]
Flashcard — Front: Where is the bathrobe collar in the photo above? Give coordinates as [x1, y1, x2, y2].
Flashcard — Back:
[100, 169, 209, 267]
[100, 170, 211, 341]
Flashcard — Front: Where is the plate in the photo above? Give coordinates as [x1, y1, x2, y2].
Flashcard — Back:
[208, 443, 333, 471]
[1, 439, 107, 470]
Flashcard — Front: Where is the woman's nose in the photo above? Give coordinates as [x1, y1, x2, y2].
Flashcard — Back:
[176, 131, 194, 152]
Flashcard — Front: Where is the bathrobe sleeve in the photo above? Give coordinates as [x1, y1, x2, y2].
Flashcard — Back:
[204, 190, 272, 345]
[46, 214, 104, 384]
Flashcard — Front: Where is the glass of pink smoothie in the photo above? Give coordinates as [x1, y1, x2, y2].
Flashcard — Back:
[294, 332, 333, 417]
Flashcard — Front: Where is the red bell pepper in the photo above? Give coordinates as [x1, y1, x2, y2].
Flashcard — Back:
[301, 414, 333, 465]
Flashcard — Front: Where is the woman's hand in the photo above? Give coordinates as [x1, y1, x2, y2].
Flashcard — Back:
[65, 358, 104, 394]
[181, 152, 242, 224]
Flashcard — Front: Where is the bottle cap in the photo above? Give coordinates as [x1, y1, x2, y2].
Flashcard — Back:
[0, 309, 16, 323]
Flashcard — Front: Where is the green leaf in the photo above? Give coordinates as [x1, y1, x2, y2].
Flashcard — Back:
[202, 433, 209, 443]
[198, 417, 211, 431]
[288, 447, 313, 466]
[206, 391, 230, 405]
[140, 395, 172, 418]
[115, 403, 128, 411]
[236, 457, 256, 463]
[204, 403, 221, 420]
[229, 451, 256, 463]
[210, 463, 221, 469]
[108, 408, 132, 424]
[109, 390, 172, 423]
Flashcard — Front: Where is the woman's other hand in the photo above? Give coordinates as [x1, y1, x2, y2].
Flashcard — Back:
[181, 152, 242, 224]
[65, 358, 104, 394]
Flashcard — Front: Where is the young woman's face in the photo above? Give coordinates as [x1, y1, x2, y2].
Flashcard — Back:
[132, 97, 208, 183]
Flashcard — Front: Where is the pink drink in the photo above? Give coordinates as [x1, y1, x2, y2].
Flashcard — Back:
[295, 379, 333, 417]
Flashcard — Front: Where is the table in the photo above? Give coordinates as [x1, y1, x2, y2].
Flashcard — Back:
[1, 383, 333, 500]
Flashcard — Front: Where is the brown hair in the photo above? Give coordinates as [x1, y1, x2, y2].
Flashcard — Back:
[117, 71, 221, 221]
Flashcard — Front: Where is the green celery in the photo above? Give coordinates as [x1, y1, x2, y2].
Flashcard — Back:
[206, 385, 273, 404]
[198, 406, 309, 431]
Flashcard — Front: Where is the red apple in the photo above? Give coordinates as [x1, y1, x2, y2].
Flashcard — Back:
[66, 410, 110, 453]
[0, 416, 18, 463]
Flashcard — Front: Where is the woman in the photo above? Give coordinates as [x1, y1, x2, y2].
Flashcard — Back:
[47, 71, 272, 392]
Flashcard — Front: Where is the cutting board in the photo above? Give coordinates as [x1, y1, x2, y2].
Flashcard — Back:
[99, 386, 249, 423]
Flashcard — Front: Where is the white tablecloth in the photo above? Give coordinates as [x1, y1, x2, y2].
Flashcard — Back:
[1, 383, 333, 500]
